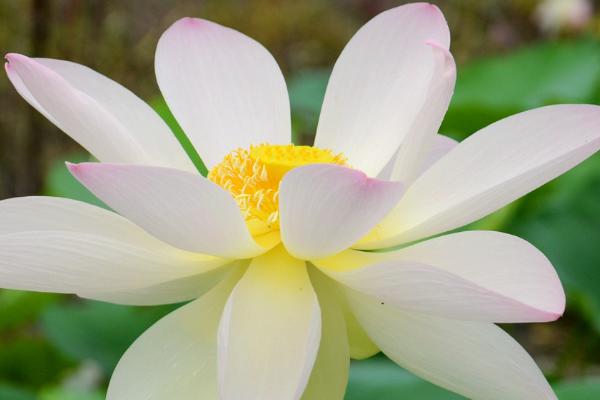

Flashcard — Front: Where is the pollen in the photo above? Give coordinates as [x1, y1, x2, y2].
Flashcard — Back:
[208, 144, 348, 236]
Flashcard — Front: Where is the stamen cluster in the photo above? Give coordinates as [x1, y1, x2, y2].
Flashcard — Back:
[208, 144, 347, 235]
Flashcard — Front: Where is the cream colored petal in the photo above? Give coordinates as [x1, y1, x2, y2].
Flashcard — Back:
[218, 246, 321, 400]
[302, 268, 350, 400]
[107, 269, 244, 400]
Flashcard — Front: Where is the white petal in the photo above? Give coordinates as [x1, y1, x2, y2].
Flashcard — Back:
[155, 18, 291, 168]
[316, 231, 564, 323]
[378, 134, 458, 181]
[315, 3, 450, 176]
[347, 290, 557, 400]
[280, 164, 404, 259]
[81, 262, 242, 306]
[68, 162, 265, 258]
[416, 133, 458, 176]
[5, 54, 194, 170]
[301, 269, 349, 400]
[362, 104, 600, 248]
[389, 43, 456, 183]
[218, 247, 321, 400]
[107, 270, 243, 400]
[0, 196, 230, 304]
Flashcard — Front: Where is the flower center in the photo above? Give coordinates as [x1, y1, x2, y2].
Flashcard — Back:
[208, 144, 348, 236]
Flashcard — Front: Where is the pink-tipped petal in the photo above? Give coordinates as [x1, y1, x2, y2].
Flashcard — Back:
[347, 290, 557, 400]
[362, 104, 600, 249]
[5, 54, 193, 170]
[315, 3, 451, 176]
[279, 164, 405, 259]
[316, 231, 565, 323]
[68, 162, 264, 259]
[155, 18, 291, 169]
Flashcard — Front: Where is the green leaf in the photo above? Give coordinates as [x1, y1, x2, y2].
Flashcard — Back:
[41, 301, 177, 373]
[288, 69, 329, 143]
[0, 290, 59, 331]
[443, 39, 600, 138]
[0, 337, 73, 388]
[0, 384, 36, 400]
[39, 388, 105, 400]
[345, 356, 465, 399]
[554, 378, 600, 399]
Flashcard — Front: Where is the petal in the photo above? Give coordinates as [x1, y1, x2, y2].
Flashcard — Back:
[389, 43, 456, 183]
[155, 18, 291, 168]
[280, 164, 405, 260]
[378, 134, 458, 181]
[218, 246, 321, 400]
[316, 231, 564, 323]
[347, 290, 557, 400]
[314, 3, 450, 176]
[68, 162, 265, 258]
[0, 196, 230, 304]
[415, 133, 458, 176]
[319, 272, 379, 360]
[5, 54, 194, 170]
[361, 104, 600, 248]
[81, 262, 242, 306]
[341, 302, 380, 360]
[107, 270, 243, 400]
[302, 268, 350, 400]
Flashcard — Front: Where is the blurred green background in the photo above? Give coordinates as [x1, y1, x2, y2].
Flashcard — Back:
[1, 0, 600, 398]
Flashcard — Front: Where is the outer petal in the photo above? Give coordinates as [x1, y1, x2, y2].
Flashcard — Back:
[81, 263, 241, 306]
[361, 104, 600, 248]
[155, 17, 291, 168]
[389, 43, 456, 183]
[280, 164, 404, 260]
[5, 54, 194, 170]
[0, 197, 230, 305]
[68, 163, 265, 258]
[314, 3, 450, 176]
[302, 268, 350, 400]
[107, 269, 243, 400]
[347, 290, 557, 400]
[316, 231, 564, 323]
[218, 246, 321, 400]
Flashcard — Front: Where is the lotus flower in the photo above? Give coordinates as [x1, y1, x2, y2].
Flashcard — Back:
[2, 3, 599, 399]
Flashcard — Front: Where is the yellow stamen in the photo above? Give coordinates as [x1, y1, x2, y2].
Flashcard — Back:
[208, 144, 348, 236]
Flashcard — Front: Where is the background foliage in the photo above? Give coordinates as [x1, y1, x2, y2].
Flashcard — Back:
[1, 0, 600, 398]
